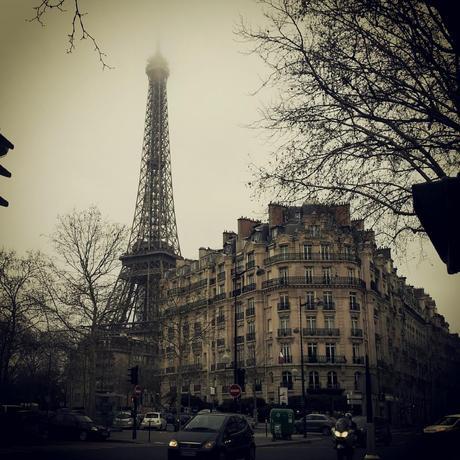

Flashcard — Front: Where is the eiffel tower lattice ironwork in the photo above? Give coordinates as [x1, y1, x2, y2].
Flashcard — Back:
[109, 51, 181, 326]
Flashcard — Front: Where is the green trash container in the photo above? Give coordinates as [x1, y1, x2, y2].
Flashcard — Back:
[270, 408, 295, 440]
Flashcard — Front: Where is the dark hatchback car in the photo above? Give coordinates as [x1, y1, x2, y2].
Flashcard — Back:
[48, 412, 110, 441]
[168, 413, 255, 460]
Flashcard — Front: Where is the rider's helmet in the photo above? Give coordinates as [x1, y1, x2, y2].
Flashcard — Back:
[344, 412, 353, 419]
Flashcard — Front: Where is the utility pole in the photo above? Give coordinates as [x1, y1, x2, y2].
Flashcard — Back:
[364, 355, 379, 459]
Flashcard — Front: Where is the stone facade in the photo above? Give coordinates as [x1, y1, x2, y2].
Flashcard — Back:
[158, 203, 460, 426]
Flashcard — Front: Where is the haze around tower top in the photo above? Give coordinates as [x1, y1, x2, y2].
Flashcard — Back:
[0, 0, 459, 332]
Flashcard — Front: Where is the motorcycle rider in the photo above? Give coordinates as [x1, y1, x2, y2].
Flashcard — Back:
[333, 413, 357, 460]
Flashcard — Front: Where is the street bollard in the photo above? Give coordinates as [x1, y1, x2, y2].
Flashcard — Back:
[148, 420, 151, 443]
[265, 418, 268, 437]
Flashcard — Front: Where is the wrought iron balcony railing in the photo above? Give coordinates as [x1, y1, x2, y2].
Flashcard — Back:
[302, 328, 340, 337]
[264, 252, 359, 265]
[277, 328, 292, 337]
[305, 355, 346, 364]
[351, 328, 363, 337]
[263, 276, 365, 289]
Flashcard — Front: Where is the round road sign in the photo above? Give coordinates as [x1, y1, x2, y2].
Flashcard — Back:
[134, 385, 142, 395]
[229, 384, 242, 399]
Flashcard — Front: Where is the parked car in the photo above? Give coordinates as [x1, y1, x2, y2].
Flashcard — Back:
[48, 412, 109, 441]
[353, 416, 392, 446]
[112, 411, 134, 429]
[140, 412, 167, 430]
[423, 414, 460, 437]
[294, 413, 336, 435]
[0, 409, 50, 445]
[168, 413, 255, 460]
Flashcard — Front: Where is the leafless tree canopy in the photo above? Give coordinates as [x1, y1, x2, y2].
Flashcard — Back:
[240, 0, 460, 245]
[29, 0, 112, 69]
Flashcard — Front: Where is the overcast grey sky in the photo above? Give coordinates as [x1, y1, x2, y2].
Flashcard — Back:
[1, 0, 459, 332]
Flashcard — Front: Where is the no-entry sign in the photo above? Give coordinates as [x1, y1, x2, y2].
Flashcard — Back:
[229, 384, 242, 399]
[134, 385, 142, 395]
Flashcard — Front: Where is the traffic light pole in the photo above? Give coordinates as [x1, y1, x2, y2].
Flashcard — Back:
[132, 394, 138, 440]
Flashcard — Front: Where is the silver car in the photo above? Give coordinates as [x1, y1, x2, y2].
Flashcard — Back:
[112, 411, 134, 429]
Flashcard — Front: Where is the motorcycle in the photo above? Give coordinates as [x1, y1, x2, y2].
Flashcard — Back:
[332, 418, 356, 460]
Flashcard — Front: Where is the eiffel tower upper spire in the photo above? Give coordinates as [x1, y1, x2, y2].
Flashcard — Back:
[109, 52, 181, 324]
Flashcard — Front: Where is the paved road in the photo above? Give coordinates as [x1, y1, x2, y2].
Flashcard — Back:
[0, 430, 456, 460]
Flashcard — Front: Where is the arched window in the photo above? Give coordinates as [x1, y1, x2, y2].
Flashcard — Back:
[354, 372, 361, 391]
[282, 371, 293, 390]
[308, 371, 320, 389]
[327, 371, 338, 388]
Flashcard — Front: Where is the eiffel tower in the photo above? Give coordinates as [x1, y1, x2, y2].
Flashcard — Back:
[109, 51, 181, 328]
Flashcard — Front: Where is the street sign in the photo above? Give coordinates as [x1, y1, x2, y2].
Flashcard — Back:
[134, 385, 142, 395]
[229, 384, 241, 399]
[279, 387, 288, 405]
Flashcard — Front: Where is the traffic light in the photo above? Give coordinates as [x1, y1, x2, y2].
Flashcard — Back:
[0, 133, 14, 207]
[128, 365, 139, 384]
[412, 176, 460, 274]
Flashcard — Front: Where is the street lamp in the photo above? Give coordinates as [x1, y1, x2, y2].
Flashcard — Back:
[297, 297, 308, 438]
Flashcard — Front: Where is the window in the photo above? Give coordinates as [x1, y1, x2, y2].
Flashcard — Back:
[324, 316, 335, 329]
[279, 293, 289, 309]
[320, 244, 331, 260]
[280, 317, 290, 330]
[303, 244, 312, 260]
[351, 317, 359, 331]
[347, 268, 355, 283]
[307, 342, 317, 359]
[349, 292, 358, 310]
[344, 245, 353, 260]
[323, 291, 334, 308]
[309, 371, 320, 389]
[279, 245, 289, 258]
[352, 343, 361, 364]
[281, 371, 293, 389]
[305, 291, 315, 308]
[327, 371, 338, 388]
[247, 251, 254, 263]
[306, 316, 316, 330]
[247, 273, 254, 285]
[322, 267, 332, 284]
[309, 225, 320, 237]
[305, 267, 313, 283]
[267, 318, 273, 333]
[247, 321, 255, 334]
[280, 344, 292, 363]
[218, 284, 225, 294]
[279, 267, 288, 282]
[325, 343, 336, 362]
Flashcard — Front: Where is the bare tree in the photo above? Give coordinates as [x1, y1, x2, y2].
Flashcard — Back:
[158, 291, 214, 417]
[29, 0, 112, 69]
[38, 207, 127, 416]
[240, 0, 459, 246]
[0, 250, 44, 387]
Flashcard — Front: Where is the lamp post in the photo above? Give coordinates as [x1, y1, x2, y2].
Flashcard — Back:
[298, 297, 308, 438]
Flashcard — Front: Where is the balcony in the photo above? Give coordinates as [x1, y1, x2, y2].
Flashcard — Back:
[216, 362, 227, 370]
[322, 301, 336, 311]
[302, 328, 340, 337]
[217, 272, 226, 282]
[236, 335, 245, 344]
[246, 358, 256, 367]
[246, 332, 256, 342]
[182, 363, 203, 373]
[304, 302, 317, 311]
[351, 328, 363, 337]
[350, 303, 361, 311]
[352, 356, 365, 364]
[277, 328, 292, 337]
[246, 307, 255, 317]
[326, 383, 341, 389]
[277, 302, 290, 311]
[242, 283, 256, 293]
[216, 338, 225, 347]
[236, 311, 244, 321]
[165, 366, 175, 374]
[306, 355, 346, 364]
[213, 293, 226, 302]
[263, 276, 365, 290]
[246, 260, 255, 269]
[264, 252, 360, 265]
